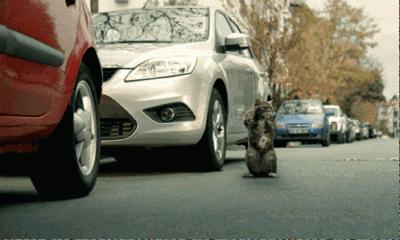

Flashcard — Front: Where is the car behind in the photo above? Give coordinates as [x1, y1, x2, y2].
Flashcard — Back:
[323, 105, 348, 143]
[275, 100, 330, 147]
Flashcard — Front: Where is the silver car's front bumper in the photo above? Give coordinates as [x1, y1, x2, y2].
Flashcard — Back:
[100, 73, 212, 147]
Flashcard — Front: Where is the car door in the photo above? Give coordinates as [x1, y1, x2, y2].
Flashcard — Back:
[227, 17, 261, 103]
[0, 0, 78, 117]
[215, 12, 254, 134]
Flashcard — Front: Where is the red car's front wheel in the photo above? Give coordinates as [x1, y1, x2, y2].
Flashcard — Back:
[30, 64, 101, 199]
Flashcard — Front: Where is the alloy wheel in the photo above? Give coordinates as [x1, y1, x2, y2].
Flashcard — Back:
[211, 100, 225, 163]
[73, 81, 97, 176]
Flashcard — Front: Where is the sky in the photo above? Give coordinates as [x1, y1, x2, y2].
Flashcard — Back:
[306, 0, 399, 99]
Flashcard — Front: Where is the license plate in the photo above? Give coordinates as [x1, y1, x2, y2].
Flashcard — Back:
[289, 128, 309, 134]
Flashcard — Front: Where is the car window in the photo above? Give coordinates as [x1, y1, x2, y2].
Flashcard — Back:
[228, 18, 241, 33]
[324, 107, 339, 116]
[93, 8, 209, 44]
[279, 101, 323, 115]
[215, 12, 234, 47]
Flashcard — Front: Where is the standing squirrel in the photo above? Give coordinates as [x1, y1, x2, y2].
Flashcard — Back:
[243, 99, 277, 177]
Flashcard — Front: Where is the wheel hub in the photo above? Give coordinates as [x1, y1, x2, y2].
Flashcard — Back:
[212, 101, 225, 161]
[73, 81, 97, 176]
[74, 109, 93, 148]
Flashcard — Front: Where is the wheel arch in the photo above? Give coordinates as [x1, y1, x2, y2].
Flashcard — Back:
[81, 47, 102, 99]
[212, 79, 228, 114]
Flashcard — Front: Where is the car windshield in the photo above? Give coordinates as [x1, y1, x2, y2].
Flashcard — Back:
[324, 107, 339, 116]
[278, 101, 323, 115]
[92, 8, 209, 44]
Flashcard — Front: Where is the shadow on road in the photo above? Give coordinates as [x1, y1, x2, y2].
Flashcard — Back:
[0, 155, 33, 177]
[99, 148, 243, 176]
[0, 149, 245, 205]
[0, 191, 42, 205]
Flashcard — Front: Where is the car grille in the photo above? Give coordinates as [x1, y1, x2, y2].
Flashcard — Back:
[101, 118, 136, 140]
[288, 134, 314, 138]
[287, 124, 309, 129]
[102, 68, 119, 82]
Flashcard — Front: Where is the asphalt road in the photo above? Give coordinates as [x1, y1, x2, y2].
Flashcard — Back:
[0, 138, 398, 238]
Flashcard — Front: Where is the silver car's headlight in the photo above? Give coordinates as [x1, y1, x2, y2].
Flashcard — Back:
[125, 56, 197, 81]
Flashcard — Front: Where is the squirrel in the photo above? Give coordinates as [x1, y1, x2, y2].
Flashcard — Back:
[243, 99, 277, 177]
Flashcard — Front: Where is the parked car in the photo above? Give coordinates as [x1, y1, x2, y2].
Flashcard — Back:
[274, 99, 330, 147]
[0, 0, 102, 198]
[361, 122, 377, 139]
[370, 127, 377, 138]
[361, 123, 370, 139]
[92, 6, 271, 170]
[345, 117, 356, 143]
[323, 105, 348, 143]
[349, 119, 362, 141]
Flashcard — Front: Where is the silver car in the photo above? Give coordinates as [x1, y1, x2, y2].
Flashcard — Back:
[93, 6, 271, 170]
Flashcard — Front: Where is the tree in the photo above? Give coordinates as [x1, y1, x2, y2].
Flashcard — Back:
[285, 4, 337, 101]
[282, 0, 383, 124]
[323, 0, 383, 120]
[324, 0, 379, 64]
[229, 0, 292, 108]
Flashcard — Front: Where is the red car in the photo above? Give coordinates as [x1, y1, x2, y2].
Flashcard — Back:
[0, 0, 102, 198]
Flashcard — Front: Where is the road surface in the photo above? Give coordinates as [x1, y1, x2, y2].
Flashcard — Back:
[0, 138, 398, 238]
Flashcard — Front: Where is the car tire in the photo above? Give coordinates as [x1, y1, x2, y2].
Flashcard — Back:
[350, 134, 354, 143]
[321, 133, 330, 147]
[356, 134, 361, 141]
[345, 131, 352, 143]
[337, 131, 345, 144]
[193, 89, 226, 171]
[30, 64, 100, 199]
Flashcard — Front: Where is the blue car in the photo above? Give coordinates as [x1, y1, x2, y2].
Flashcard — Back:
[274, 99, 330, 147]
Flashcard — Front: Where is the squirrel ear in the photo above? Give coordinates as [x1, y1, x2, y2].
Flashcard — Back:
[254, 98, 261, 106]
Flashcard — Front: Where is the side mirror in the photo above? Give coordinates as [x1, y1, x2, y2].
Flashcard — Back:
[224, 33, 250, 51]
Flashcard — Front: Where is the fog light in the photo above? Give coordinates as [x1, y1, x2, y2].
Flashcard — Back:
[160, 108, 175, 122]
